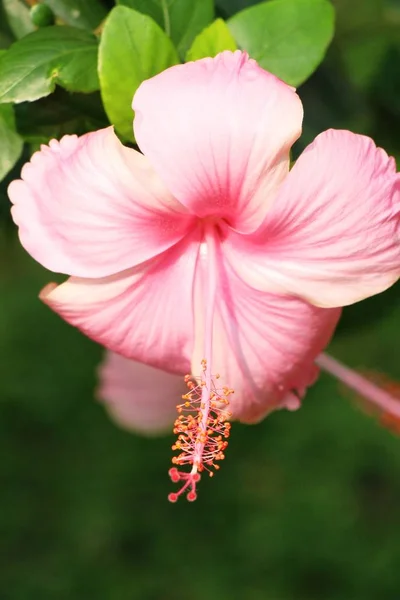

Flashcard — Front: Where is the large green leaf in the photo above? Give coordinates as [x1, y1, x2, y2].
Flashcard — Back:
[0, 26, 99, 103]
[117, 0, 214, 56]
[98, 6, 179, 141]
[228, 0, 335, 87]
[3, 0, 35, 39]
[0, 103, 23, 182]
[42, 0, 107, 30]
[186, 18, 237, 61]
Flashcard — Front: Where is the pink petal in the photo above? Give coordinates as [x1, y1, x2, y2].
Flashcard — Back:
[40, 231, 201, 373]
[192, 255, 341, 423]
[133, 50, 303, 233]
[9, 127, 194, 278]
[224, 129, 400, 307]
[97, 351, 185, 435]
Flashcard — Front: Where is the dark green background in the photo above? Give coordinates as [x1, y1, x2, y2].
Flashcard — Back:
[1, 0, 400, 598]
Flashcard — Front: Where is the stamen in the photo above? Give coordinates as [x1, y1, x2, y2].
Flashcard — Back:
[168, 224, 231, 503]
[168, 361, 233, 502]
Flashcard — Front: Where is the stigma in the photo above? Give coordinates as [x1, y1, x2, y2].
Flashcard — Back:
[168, 359, 233, 502]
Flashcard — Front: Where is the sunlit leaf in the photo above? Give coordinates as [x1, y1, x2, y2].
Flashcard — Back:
[99, 6, 179, 141]
[0, 26, 99, 103]
[228, 0, 335, 86]
[186, 18, 237, 61]
[117, 0, 214, 56]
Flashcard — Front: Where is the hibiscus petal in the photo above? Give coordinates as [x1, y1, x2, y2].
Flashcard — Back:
[133, 50, 303, 233]
[224, 129, 400, 307]
[192, 252, 341, 423]
[97, 351, 185, 435]
[9, 127, 194, 278]
[40, 232, 201, 373]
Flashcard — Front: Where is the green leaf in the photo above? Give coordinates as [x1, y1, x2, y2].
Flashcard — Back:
[42, 0, 107, 30]
[186, 18, 237, 61]
[117, 0, 214, 57]
[116, 0, 162, 27]
[98, 6, 179, 141]
[0, 26, 99, 103]
[3, 0, 35, 39]
[228, 0, 335, 87]
[0, 103, 23, 182]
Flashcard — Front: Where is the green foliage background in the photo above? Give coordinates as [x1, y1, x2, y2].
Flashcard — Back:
[1, 0, 400, 598]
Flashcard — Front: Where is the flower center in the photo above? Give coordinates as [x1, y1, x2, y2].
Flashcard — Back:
[168, 224, 233, 502]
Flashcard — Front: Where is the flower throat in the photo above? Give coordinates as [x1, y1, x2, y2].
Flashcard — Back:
[168, 225, 233, 503]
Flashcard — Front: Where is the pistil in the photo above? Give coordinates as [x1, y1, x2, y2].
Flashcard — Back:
[168, 225, 233, 502]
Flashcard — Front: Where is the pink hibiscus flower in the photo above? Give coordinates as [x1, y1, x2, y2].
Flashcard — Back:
[8, 51, 400, 502]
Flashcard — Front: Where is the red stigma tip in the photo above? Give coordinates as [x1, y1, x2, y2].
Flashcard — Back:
[168, 468, 180, 483]
[168, 493, 178, 503]
[187, 491, 197, 502]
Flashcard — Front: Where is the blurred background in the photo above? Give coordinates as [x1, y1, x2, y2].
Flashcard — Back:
[1, 0, 400, 598]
